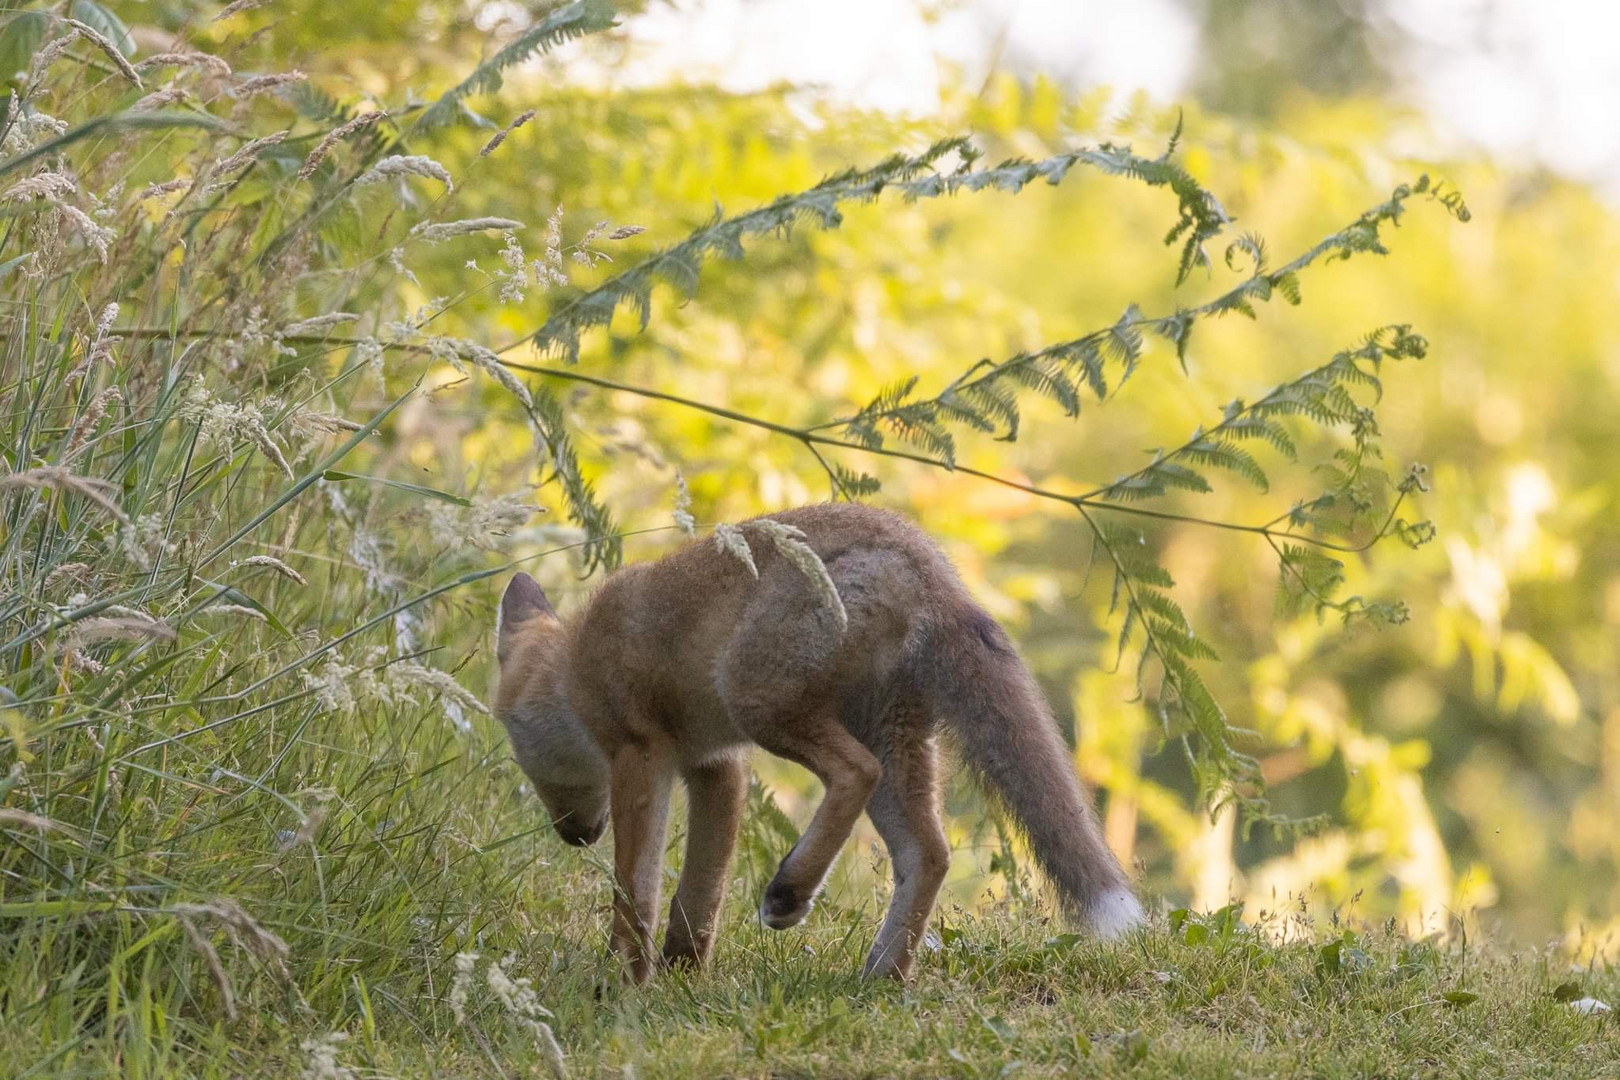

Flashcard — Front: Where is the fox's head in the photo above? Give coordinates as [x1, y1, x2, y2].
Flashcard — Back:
[493, 573, 610, 847]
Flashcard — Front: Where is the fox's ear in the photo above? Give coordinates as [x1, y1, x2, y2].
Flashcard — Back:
[497, 573, 554, 658]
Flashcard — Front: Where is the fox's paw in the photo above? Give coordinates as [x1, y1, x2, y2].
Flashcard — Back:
[660, 931, 712, 971]
[759, 876, 814, 930]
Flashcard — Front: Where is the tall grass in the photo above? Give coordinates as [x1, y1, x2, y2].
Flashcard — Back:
[0, 8, 655, 1075]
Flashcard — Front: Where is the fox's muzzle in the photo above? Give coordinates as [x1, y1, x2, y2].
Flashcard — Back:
[556, 815, 607, 847]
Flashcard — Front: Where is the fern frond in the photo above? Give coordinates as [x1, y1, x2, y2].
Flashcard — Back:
[959, 380, 1022, 440]
[830, 465, 881, 498]
[887, 412, 956, 465]
[1104, 303, 1145, 372]
[416, 1, 618, 130]
[1225, 232, 1269, 275]
[1221, 414, 1297, 458]
[1179, 437, 1269, 491]
[530, 383, 620, 573]
[1134, 588, 1192, 633]
[933, 392, 998, 435]
[525, 136, 1230, 363]
[1001, 357, 1081, 418]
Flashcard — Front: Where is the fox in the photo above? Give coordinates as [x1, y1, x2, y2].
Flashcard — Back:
[492, 502, 1143, 983]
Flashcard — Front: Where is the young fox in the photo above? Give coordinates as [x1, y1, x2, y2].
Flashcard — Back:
[493, 503, 1142, 983]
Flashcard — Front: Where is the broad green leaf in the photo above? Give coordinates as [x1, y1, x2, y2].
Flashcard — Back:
[1552, 981, 1584, 1003]
[0, 10, 49, 86]
[69, 0, 135, 56]
[0, 112, 229, 179]
[0, 252, 35, 282]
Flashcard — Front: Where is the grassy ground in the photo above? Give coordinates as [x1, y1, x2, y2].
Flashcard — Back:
[5, 661, 1614, 1078]
[6, 787, 1618, 1080]
[3, 698, 1616, 1079]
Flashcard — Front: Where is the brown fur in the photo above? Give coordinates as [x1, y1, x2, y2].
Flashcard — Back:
[493, 503, 1141, 983]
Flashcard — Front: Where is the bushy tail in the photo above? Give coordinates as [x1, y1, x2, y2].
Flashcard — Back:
[926, 607, 1144, 937]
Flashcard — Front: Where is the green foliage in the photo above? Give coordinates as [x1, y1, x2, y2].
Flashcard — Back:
[531, 383, 621, 573]
[1049, 323, 1435, 821]
[823, 180, 1465, 476]
[524, 135, 1234, 368]
[413, 0, 618, 130]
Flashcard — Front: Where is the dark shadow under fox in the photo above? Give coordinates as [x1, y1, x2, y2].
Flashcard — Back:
[492, 502, 1142, 983]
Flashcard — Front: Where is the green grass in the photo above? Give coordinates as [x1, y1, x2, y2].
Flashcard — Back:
[2, 691, 1615, 1077]
[5, 775, 1618, 1080]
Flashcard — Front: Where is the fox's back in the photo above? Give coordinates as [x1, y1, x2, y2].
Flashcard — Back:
[565, 504, 970, 753]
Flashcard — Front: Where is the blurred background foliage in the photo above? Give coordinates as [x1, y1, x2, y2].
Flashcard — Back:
[16, 0, 1620, 955]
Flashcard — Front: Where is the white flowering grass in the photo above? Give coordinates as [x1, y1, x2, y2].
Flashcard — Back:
[355, 154, 454, 191]
[130, 85, 189, 112]
[298, 1033, 358, 1080]
[214, 0, 273, 20]
[60, 19, 142, 87]
[233, 555, 308, 585]
[480, 109, 536, 157]
[137, 51, 233, 77]
[281, 312, 360, 338]
[297, 111, 386, 180]
[48, 201, 115, 262]
[428, 493, 538, 550]
[409, 217, 525, 243]
[712, 519, 848, 629]
[179, 377, 293, 476]
[450, 951, 479, 1024]
[0, 34, 632, 1066]
[3, 172, 76, 202]
[425, 335, 533, 407]
[1, 466, 128, 523]
[673, 472, 696, 536]
[712, 521, 758, 577]
[231, 71, 307, 99]
[447, 951, 568, 1079]
[301, 649, 489, 732]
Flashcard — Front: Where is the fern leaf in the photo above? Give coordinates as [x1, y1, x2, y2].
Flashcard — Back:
[831, 465, 881, 497]
[530, 384, 620, 573]
[1178, 437, 1269, 491]
[416, 1, 618, 130]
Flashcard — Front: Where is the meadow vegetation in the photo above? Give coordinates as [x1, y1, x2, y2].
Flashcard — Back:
[1, 1, 1617, 1076]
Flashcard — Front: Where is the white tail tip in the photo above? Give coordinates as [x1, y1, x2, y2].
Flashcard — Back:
[1088, 887, 1145, 939]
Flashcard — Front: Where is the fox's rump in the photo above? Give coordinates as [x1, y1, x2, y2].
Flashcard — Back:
[734, 514, 1141, 934]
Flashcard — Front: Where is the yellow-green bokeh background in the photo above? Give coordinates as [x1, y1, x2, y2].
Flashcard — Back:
[140, 0, 1619, 947]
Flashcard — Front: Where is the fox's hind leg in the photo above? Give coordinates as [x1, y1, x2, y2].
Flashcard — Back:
[717, 571, 885, 932]
[738, 709, 881, 930]
[862, 728, 949, 980]
[663, 754, 748, 970]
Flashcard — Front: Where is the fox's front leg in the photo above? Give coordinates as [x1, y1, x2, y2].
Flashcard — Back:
[662, 755, 748, 970]
[608, 742, 674, 985]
